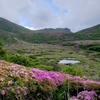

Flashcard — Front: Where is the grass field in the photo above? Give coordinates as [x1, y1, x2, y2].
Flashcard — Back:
[4, 40, 100, 81]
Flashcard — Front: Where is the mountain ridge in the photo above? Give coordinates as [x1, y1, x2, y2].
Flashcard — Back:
[0, 17, 72, 34]
[0, 17, 72, 44]
[0, 17, 34, 34]
[0, 17, 100, 44]
[35, 27, 71, 34]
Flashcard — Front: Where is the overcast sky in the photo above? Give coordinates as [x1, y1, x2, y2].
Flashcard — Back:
[0, 0, 100, 32]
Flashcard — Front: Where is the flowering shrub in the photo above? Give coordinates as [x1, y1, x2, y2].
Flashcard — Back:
[0, 60, 100, 100]
[70, 90, 100, 100]
[77, 90, 97, 100]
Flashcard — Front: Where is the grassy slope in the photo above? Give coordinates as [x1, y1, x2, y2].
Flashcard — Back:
[0, 17, 100, 44]
[4, 41, 100, 81]
[0, 60, 100, 100]
[75, 24, 100, 40]
[0, 29, 17, 44]
[0, 17, 73, 44]
[0, 17, 45, 43]
[1, 17, 100, 81]
[0, 17, 34, 34]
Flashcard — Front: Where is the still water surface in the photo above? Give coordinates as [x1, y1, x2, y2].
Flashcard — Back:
[58, 59, 80, 64]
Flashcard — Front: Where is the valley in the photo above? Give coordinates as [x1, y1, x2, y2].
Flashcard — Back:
[0, 17, 100, 99]
[4, 40, 100, 81]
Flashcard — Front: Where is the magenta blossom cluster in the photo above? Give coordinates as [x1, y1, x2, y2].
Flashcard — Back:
[70, 90, 99, 100]
[30, 68, 65, 85]
[78, 90, 97, 100]
[0, 60, 100, 99]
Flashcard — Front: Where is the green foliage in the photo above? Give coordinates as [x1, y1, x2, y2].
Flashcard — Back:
[0, 40, 7, 59]
[62, 42, 77, 46]
[0, 40, 3, 49]
[80, 44, 100, 52]
[0, 52, 53, 71]
[6, 54, 49, 69]
[7, 54, 34, 67]
[53, 82, 69, 100]
[1, 17, 100, 44]
[43, 62, 61, 71]
[53, 80, 83, 100]
[0, 40, 54, 71]
[76, 24, 100, 40]
[68, 52, 73, 54]
[35, 65, 54, 71]
[62, 66, 84, 77]
[89, 45, 100, 52]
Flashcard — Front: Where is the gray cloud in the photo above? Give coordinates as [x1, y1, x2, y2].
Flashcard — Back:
[53, 0, 100, 32]
[0, 0, 100, 32]
[0, 0, 35, 24]
[30, 9, 54, 28]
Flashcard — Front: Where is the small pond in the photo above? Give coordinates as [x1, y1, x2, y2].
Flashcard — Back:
[58, 58, 80, 64]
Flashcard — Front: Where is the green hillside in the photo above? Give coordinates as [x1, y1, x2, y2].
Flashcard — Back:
[0, 17, 73, 44]
[0, 17, 39, 43]
[36, 27, 71, 33]
[0, 17, 100, 100]
[0, 17, 47, 43]
[0, 29, 17, 44]
[0, 17, 34, 34]
[75, 24, 100, 40]
[0, 17, 100, 44]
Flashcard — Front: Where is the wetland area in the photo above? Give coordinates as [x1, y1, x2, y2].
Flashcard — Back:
[4, 40, 100, 81]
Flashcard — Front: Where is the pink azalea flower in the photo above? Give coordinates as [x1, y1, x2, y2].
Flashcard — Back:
[1, 90, 5, 95]
[8, 80, 13, 85]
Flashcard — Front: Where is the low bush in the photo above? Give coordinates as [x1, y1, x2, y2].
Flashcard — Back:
[80, 44, 100, 52]
[62, 66, 84, 77]
[62, 42, 77, 46]
[0, 60, 100, 100]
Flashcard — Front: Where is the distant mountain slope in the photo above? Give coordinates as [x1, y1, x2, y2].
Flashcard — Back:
[0, 17, 34, 34]
[0, 17, 72, 44]
[0, 17, 100, 44]
[0, 29, 17, 44]
[35, 28, 72, 43]
[75, 24, 100, 40]
[36, 28, 71, 33]
[0, 17, 44, 43]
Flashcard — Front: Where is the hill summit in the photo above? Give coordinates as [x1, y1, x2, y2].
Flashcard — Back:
[36, 27, 71, 33]
[0, 17, 100, 44]
[0, 17, 72, 44]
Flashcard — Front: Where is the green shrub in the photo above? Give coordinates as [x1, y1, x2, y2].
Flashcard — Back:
[62, 66, 83, 77]
[0, 41, 7, 59]
[1, 52, 54, 71]
[6, 54, 34, 67]
[89, 45, 100, 52]
[62, 42, 77, 46]
[35, 65, 54, 71]
[80, 44, 100, 52]
[68, 52, 73, 54]
[53, 80, 83, 100]
[0, 41, 54, 71]
[53, 82, 69, 100]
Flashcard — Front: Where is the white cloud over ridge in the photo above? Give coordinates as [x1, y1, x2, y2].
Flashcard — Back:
[0, 0, 100, 32]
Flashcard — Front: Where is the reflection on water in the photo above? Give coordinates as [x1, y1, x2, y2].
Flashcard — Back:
[58, 58, 80, 64]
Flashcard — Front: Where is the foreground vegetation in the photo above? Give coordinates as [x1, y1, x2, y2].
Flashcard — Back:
[0, 60, 100, 100]
[0, 39, 100, 100]
[3, 40, 100, 81]
[0, 17, 100, 45]
[0, 17, 100, 100]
